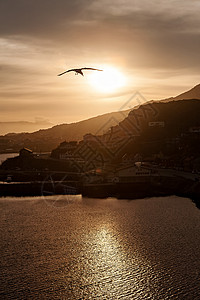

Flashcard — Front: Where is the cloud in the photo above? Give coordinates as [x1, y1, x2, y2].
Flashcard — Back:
[1, 0, 199, 69]
[0, 0, 199, 125]
[0, 0, 93, 37]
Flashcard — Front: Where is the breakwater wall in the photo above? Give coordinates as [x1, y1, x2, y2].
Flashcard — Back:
[0, 176, 199, 208]
[0, 181, 80, 197]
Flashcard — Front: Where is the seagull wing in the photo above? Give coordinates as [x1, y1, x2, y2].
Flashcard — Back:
[81, 68, 103, 71]
[57, 70, 71, 76]
[57, 69, 76, 76]
[57, 67, 103, 76]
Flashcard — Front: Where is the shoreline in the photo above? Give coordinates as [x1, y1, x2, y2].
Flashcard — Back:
[0, 176, 199, 208]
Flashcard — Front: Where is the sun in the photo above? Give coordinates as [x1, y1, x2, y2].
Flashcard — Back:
[88, 66, 126, 93]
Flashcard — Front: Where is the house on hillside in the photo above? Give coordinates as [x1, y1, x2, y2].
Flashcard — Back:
[83, 133, 97, 142]
[51, 141, 78, 159]
[19, 148, 33, 158]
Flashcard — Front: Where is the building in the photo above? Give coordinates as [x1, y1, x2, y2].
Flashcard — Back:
[19, 148, 33, 157]
[122, 153, 142, 165]
[148, 121, 165, 127]
[83, 134, 97, 142]
[115, 164, 158, 182]
[189, 127, 200, 133]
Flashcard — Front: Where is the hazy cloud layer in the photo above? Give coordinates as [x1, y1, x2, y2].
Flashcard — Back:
[0, 0, 199, 124]
[0, 0, 92, 36]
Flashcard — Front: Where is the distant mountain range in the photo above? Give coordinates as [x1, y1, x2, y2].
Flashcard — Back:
[0, 110, 131, 152]
[0, 84, 199, 153]
[0, 120, 54, 136]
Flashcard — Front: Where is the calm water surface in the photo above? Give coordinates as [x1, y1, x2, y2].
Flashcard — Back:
[0, 196, 200, 299]
[0, 153, 18, 164]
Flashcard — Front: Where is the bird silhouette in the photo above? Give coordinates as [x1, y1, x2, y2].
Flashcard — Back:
[57, 67, 103, 77]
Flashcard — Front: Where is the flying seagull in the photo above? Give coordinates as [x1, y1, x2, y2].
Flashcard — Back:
[57, 67, 103, 77]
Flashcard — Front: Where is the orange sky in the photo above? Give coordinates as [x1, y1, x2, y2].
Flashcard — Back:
[0, 0, 200, 124]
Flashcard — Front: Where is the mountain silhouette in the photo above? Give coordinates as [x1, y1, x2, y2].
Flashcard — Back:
[0, 120, 53, 136]
[163, 83, 200, 102]
[0, 110, 130, 152]
[0, 84, 199, 153]
[173, 83, 200, 100]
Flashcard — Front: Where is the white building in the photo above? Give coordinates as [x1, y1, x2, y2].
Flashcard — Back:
[115, 164, 158, 182]
[189, 127, 200, 133]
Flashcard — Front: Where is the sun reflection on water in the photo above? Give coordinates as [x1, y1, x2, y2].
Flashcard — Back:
[73, 223, 155, 299]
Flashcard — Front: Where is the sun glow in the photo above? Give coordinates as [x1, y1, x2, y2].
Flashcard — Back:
[88, 66, 127, 93]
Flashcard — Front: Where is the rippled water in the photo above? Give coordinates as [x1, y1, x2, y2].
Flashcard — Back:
[0, 196, 200, 299]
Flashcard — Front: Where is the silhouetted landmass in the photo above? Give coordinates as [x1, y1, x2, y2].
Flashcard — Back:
[0, 84, 200, 153]
[1, 96, 200, 206]
[115, 99, 200, 161]
[163, 83, 200, 102]
[1, 99, 200, 172]
[0, 110, 130, 152]
[0, 120, 53, 136]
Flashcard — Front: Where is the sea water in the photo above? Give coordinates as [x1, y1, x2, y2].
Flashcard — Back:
[0, 195, 200, 299]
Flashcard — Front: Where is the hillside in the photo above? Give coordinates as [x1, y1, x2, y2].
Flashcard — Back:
[0, 110, 130, 152]
[109, 99, 200, 158]
[64, 99, 200, 169]
[173, 84, 200, 100]
[3, 99, 199, 174]
[0, 83, 199, 153]
[162, 84, 200, 102]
